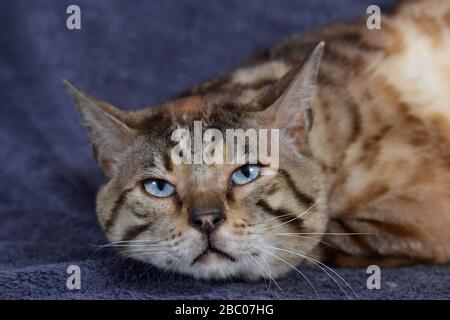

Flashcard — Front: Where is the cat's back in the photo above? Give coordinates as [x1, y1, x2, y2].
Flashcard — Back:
[173, 0, 450, 265]
[327, 0, 450, 187]
[318, 0, 450, 265]
[369, 0, 450, 126]
[332, 0, 450, 202]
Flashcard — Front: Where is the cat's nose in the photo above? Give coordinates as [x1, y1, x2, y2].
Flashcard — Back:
[189, 209, 225, 233]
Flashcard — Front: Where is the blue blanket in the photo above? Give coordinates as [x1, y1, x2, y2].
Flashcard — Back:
[2, 0, 449, 299]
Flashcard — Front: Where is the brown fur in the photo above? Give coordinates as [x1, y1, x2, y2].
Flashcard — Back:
[66, 0, 450, 281]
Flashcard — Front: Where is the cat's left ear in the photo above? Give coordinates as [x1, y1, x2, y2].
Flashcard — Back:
[64, 80, 136, 177]
[257, 42, 324, 148]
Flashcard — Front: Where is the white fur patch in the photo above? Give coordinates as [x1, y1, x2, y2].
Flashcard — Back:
[231, 61, 290, 85]
[372, 17, 450, 122]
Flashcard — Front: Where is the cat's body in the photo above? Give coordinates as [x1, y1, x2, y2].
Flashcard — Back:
[67, 0, 450, 281]
[180, 0, 450, 267]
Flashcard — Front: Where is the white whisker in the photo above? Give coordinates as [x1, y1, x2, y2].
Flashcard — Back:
[250, 243, 318, 294]
[246, 252, 283, 293]
[91, 239, 165, 251]
[258, 242, 357, 298]
[86, 238, 167, 260]
[274, 233, 338, 249]
[101, 244, 166, 248]
[276, 232, 377, 236]
[127, 251, 170, 259]
[120, 248, 169, 255]
[257, 197, 323, 232]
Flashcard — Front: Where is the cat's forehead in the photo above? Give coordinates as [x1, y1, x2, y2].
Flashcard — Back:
[124, 95, 255, 180]
[134, 95, 247, 135]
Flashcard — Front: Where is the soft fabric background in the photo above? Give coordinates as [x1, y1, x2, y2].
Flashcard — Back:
[1, 0, 449, 299]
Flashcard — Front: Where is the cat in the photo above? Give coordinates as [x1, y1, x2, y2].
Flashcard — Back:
[66, 0, 450, 281]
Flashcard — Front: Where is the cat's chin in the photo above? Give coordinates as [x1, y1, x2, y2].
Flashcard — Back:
[184, 262, 290, 281]
[191, 245, 236, 266]
[130, 250, 297, 281]
[186, 257, 242, 281]
[168, 255, 295, 281]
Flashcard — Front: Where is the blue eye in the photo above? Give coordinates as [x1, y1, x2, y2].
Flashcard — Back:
[231, 164, 261, 186]
[143, 179, 175, 197]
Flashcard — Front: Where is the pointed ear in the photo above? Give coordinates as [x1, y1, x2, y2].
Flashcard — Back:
[258, 42, 324, 148]
[64, 80, 135, 177]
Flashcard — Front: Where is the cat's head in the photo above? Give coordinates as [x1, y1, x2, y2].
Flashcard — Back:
[66, 43, 328, 280]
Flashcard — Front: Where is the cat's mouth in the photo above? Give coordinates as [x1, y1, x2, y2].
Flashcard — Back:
[191, 245, 236, 265]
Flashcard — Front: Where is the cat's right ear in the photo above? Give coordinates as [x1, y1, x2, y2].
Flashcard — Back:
[253, 42, 324, 151]
[64, 80, 135, 177]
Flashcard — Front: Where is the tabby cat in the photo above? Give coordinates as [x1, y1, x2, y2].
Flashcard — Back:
[66, 0, 450, 281]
